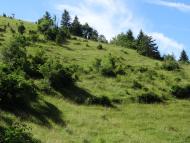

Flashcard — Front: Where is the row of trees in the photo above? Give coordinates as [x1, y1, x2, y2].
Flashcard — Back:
[111, 30, 161, 60]
[37, 10, 108, 44]
[111, 30, 189, 62]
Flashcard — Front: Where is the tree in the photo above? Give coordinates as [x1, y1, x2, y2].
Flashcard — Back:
[37, 11, 53, 34]
[61, 9, 71, 30]
[91, 29, 99, 41]
[82, 23, 92, 39]
[137, 30, 161, 60]
[126, 29, 134, 42]
[179, 50, 189, 63]
[71, 16, 82, 36]
[98, 35, 108, 43]
[18, 23, 25, 35]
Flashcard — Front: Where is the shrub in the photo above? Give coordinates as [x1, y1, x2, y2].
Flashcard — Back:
[132, 80, 142, 89]
[26, 50, 47, 78]
[97, 44, 103, 50]
[0, 71, 36, 105]
[138, 92, 164, 104]
[86, 96, 112, 107]
[18, 23, 25, 35]
[93, 54, 125, 77]
[171, 84, 190, 99]
[40, 60, 76, 89]
[2, 36, 28, 71]
[56, 29, 66, 45]
[162, 55, 180, 71]
[0, 122, 41, 143]
[28, 31, 39, 42]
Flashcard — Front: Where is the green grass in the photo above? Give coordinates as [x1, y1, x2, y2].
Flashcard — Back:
[0, 16, 190, 143]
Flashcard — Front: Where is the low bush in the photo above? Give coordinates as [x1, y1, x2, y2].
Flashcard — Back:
[162, 55, 180, 71]
[97, 44, 103, 50]
[138, 92, 164, 104]
[0, 122, 41, 143]
[132, 80, 142, 89]
[93, 54, 126, 77]
[40, 60, 77, 89]
[2, 35, 29, 71]
[171, 84, 190, 99]
[26, 50, 47, 78]
[86, 96, 112, 107]
[0, 70, 36, 106]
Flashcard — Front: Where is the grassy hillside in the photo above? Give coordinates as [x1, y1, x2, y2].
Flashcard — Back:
[0, 16, 190, 143]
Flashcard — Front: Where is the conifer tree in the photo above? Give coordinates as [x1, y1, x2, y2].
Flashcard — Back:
[61, 9, 71, 30]
[179, 50, 189, 62]
[71, 16, 82, 36]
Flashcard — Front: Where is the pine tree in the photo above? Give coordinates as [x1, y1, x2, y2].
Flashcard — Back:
[137, 30, 161, 60]
[179, 50, 189, 62]
[61, 10, 71, 30]
[126, 29, 134, 41]
[71, 16, 82, 36]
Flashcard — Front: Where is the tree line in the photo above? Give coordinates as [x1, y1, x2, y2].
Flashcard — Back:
[111, 30, 189, 62]
[37, 10, 108, 45]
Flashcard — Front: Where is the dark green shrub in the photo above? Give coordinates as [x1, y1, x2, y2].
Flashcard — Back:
[18, 23, 25, 35]
[138, 92, 163, 104]
[0, 71, 36, 105]
[40, 60, 76, 89]
[132, 80, 142, 89]
[0, 122, 41, 143]
[26, 50, 47, 78]
[171, 84, 190, 99]
[93, 54, 125, 77]
[2, 36, 28, 70]
[28, 31, 39, 42]
[86, 96, 112, 107]
[162, 55, 180, 71]
[97, 44, 103, 50]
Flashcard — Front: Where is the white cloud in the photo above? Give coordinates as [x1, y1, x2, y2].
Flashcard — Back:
[150, 32, 184, 59]
[148, 0, 190, 12]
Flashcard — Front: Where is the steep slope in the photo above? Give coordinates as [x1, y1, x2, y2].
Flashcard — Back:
[0, 16, 190, 143]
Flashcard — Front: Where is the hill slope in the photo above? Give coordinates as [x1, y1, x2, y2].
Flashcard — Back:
[0, 16, 190, 143]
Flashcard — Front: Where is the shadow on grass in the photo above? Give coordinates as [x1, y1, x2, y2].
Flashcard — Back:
[53, 83, 114, 107]
[0, 99, 65, 128]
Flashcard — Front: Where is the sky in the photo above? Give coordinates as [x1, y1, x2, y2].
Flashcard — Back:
[0, 0, 190, 59]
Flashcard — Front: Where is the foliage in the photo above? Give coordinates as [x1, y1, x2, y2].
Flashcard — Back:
[61, 9, 71, 30]
[94, 54, 125, 77]
[56, 29, 66, 45]
[179, 50, 189, 63]
[37, 11, 53, 34]
[28, 30, 39, 42]
[26, 50, 47, 78]
[138, 92, 164, 104]
[110, 30, 136, 49]
[0, 122, 41, 143]
[40, 60, 76, 89]
[2, 35, 28, 70]
[98, 35, 108, 43]
[97, 44, 103, 50]
[171, 84, 190, 99]
[0, 70, 36, 105]
[17, 23, 25, 35]
[137, 30, 161, 60]
[71, 16, 82, 36]
[162, 55, 180, 71]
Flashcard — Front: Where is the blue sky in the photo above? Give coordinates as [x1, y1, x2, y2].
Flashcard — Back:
[0, 0, 190, 59]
